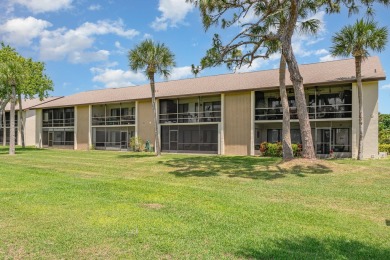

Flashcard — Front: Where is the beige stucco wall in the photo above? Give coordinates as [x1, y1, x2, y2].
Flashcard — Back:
[137, 100, 155, 144]
[352, 81, 379, 159]
[76, 105, 90, 150]
[35, 109, 42, 148]
[224, 91, 252, 155]
[24, 110, 36, 146]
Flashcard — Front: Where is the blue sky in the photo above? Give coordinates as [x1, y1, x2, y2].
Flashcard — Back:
[0, 0, 389, 112]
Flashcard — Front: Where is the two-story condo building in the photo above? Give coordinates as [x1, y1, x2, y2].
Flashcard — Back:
[4, 57, 384, 159]
[1, 97, 62, 146]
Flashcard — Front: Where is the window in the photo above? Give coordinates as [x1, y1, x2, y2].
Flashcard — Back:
[291, 129, 301, 144]
[111, 108, 120, 117]
[268, 98, 281, 108]
[161, 124, 218, 153]
[332, 128, 350, 152]
[267, 129, 281, 143]
[178, 103, 189, 113]
[121, 108, 129, 116]
[267, 129, 301, 144]
[43, 108, 74, 127]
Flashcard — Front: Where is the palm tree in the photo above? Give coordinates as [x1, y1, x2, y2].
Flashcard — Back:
[191, 64, 202, 78]
[128, 40, 176, 156]
[330, 19, 387, 160]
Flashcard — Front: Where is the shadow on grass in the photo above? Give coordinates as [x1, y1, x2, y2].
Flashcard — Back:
[236, 236, 390, 259]
[160, 156, 333, 180]
[0, 146, 47, 155]
[117, 153, 156, 159]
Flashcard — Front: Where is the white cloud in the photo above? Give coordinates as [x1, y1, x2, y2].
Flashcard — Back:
[39, 19, 139, 63]
[91, 67, 146, 88]
[143, 33, 153, 39]
[0, 16, 51, 46]
[88, 4, 101, 11]
[314, 49, 329, 55]
[236, 58, 270, 73]
[69, 50, 110, 64]
[319, 54, 342, 62]
[151, 0, 193, 31]
[169, 66, 193, 80]
[10, 0, 73, 13]
[381, 84, 390, 89]
[113, 41, 126, 54]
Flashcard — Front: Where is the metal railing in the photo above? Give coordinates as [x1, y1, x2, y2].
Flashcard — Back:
[50, 141, 74, 146]
[4, 120, 18, 127]
[92, 115, 136, 126]
[255, 104, 352, 120]
[94, 142, 124, 150]
[159, 111, 221, 123]
[43, 118, 74, 127]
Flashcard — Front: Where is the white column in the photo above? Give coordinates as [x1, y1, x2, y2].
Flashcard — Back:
[351, 83, 358, 159]
[35, 109, 43, 148]
[135, 101, 139, 137]
[88, 105, 92, 150]
[74, 106, 77, 150]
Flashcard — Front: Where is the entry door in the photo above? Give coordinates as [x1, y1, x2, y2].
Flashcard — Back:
[120, 131, 128, 150]
[169, 130, 178, 151]
[316, 128, 331, 154]
[48, 132, 53, 147]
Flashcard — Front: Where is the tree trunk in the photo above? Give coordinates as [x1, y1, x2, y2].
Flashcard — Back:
[356, 56, 364, 160]
[9, 84, 16, 155]
[18, 95, 25, 148]
[279, 54, 294, 160]
[280, 0, 316, 159]
[282, 45, 315, 159]
[149, 74, 161, 156]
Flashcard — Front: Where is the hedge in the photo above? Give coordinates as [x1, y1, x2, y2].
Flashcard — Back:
[260, 142, 302, 157]
[379, 144, 390, 153]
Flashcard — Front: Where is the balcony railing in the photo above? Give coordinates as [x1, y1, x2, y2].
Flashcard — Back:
[160, 111, 221, 123]
[4, 120, 18, 127]
[92, 115, 135, 126]
[255, 104, 352, 121]
[43, 118, 74, 127]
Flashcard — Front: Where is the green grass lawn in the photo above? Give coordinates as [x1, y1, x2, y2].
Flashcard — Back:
[0, 147, 389, 259]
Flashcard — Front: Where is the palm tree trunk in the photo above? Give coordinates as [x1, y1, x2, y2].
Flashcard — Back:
[149, 74, 161, 156]
[9, 84, 16, 155]
[279, 54, 294, 160]
[18, 95, 25, 148]
[356, 56, 364, 160]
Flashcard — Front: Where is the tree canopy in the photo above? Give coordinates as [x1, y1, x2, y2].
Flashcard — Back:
[0, 43, 53, 102]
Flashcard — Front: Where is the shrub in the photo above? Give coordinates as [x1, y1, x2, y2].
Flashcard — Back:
[129, 137, 145, 152]
[259, 142, 268, 154]
[379, 144, 390, 154]
[292, 143, 302, 157]
[260, 142, 302, 157]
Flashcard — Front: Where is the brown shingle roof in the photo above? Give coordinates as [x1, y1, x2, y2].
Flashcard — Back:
[34, 56, 385, 109]
[4, 97, 63, 111]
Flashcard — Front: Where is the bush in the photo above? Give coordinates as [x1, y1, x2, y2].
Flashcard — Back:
[292, 143, 302, 157]
[260, 142, 302, 157]
[379, 144, 390, 153]
[129, 137, 145, 152]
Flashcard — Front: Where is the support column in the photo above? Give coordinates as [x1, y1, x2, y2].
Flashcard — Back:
[220, 93, 225, 155]
[250, 91, 255, 156]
